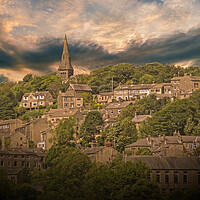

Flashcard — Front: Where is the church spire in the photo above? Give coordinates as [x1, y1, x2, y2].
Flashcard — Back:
[59, 34, 73, 70]
[58, 35, 74, 80]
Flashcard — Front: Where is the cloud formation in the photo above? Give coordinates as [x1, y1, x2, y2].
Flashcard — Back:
[0, 0, 200, 81]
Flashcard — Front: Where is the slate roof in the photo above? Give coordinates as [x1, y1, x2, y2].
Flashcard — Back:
[83, 146, 105, 154]
[125, 156, 200, 170]
[98, 92, 114, 96]
[69, 84, 92, 91]
[181, 136, 200, 143]
[115, 84, 153, 91]
[126, 138, 151, 148]
[106, 101, 132, 109]
[132, 115, 151, 123]
[47, 108, 79, 117]
[23, 91, 50, 97]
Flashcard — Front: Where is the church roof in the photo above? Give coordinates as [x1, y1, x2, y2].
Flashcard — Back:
[59, 35, 73, 70]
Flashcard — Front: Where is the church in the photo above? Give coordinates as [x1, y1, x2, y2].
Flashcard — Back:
[58, 35, 74, 80]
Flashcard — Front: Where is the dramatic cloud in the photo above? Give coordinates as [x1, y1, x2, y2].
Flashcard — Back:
[0, 0, 200, 81]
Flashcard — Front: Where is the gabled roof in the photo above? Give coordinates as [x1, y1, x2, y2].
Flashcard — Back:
[181, 136, 200, 143]
[68, 84, 92, 92]
[106, 101, 132, 109]
[83, 146, 105, 154]
[114, 84, 153, 91]
[47, 108, 79, 117]
[132, 115, 151, 123]
[126, 138, 151, 148]
[98, 92, 114, 96]
[23, 91, 50, 97]
[125, 156, 200, 170]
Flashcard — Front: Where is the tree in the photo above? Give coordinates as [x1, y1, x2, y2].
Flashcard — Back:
[139, 74, 154, 84]
[52, 117, 76, 146]
[184, 115, 195, 135]
[79, 111, 103, 143]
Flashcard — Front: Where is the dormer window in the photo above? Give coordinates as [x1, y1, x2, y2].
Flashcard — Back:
[33, 96, 38, 99]
[40, 95, 44, 99]
[23, 96, 28, 100]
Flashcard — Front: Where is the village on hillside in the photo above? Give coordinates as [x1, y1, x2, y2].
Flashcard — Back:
[1, 36, 200, 196]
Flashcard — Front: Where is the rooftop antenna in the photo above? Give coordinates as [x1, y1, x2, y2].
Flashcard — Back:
[112, 76, 114, 92]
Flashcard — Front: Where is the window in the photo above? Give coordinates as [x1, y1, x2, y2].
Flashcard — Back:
[162, 189, 166, 195]
[165, 172, 170, 183]
[8, 161, 11, 167]
[183, 172, 188, 183]
[40, 95, 44, 99]
[193, 144, 197, 149]
[118, 110, 121, 114]
[64, 97, 68, 101]
[33, 96, 38, 99]
[1, 160, 4, 167]
[174, 87, 176, 90]
[156, 171, 160, 183]
[40, 101, 44, 105]
[174, 172, 179, 183]
[27, 162, 30, 168]
[194, 83, 199, 88]
[64, 103, 69, 107]
[26, 156, 30, 159]
[77, 98, 81, 101]
[22, 161, 25, 167]
[77, 104, 81, 107]
[32, 102, 37, 106]
[23, 103, 28, 107]
[22, 155, 25, 159]
[198, 172, 200, 184]
[14, 155, 18, 158]
[110, 110, 113, 114]
[14, 161, 18, 167]
[11, 176, 16, 180]
[186, 144, 189, 149]
[0, 154, 3, 158]
[174, 81, 176, 84]
[23, 96, 28, 100]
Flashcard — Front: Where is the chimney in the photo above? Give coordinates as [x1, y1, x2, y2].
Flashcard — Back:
[105, 141, 111, 147]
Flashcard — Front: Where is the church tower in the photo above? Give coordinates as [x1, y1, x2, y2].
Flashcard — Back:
[58, 35, 74, 80]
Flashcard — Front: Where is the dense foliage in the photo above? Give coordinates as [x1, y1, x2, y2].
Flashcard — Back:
[75, 63, 200, 93]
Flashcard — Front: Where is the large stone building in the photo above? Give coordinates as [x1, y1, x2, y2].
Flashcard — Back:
[0, 148, 45, 183]
[20, 91, 53, 109]
[171, 75, 200, 98]
[125, 156, 200, 194]
[58, 35, 74, 80]
[105, 101, 132, 118]
[57, 84, 92, 109]
[83, 146, 118, 164]
[125, 134, 200, 156]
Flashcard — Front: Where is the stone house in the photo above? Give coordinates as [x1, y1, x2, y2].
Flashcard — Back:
[171, 75, 200, 98]
[44, 108, 84, 126]
[114, 84, 152, 101]
[57, 84, 92, 109]
[125, 134, 200, 156]
[0, 148, 45, 183]
[0, 119, 24, 136]
[83, 146, 118, 164]
[20, 91, 53, 109]
[125, 156, 200, 194]
[132, 114, 152, 130]
[96, 92, 114, 104]
[105, 101, 132, 118]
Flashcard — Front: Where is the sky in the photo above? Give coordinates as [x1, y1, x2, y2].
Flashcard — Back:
[0, 0, 200, 82]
